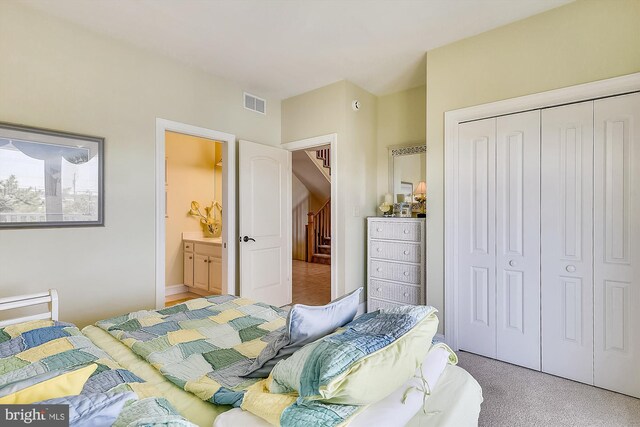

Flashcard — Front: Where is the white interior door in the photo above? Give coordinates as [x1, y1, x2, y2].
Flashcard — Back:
[593, 92, 640, 398]
[239, 140, 292, 307]
[457, 117, 497, 359]
[541, 101, 594, 384]
[495, 111, 541, 370]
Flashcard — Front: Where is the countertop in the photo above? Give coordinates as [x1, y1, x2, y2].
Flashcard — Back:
[182, 232, 222, 245]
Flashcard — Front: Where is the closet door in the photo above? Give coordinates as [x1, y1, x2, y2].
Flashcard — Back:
[457, 118, 497, 358]
[594, 92, 640, 398]
[495, 111, 541, 370]
[541, 101, 594, 384]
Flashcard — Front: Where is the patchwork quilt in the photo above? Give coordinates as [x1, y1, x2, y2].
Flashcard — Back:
[0, 319, 194, 426]
[96, 295, 289, 407]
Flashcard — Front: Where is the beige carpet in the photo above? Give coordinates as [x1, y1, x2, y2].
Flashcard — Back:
[457, 351, 640, 427]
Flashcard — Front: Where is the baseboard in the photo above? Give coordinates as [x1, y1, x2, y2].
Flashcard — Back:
[165, 284, 188, 296]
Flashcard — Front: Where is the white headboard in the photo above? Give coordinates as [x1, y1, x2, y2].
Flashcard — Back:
[0, 289, 59, 328]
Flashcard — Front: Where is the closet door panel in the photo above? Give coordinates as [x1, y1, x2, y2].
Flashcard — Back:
[496, 110, 541, 370]
[457, 118, 497, 358]
[541, 101, 594, 384]
[594, 92, 640, 398]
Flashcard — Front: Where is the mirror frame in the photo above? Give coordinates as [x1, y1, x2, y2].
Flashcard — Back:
[387, 142, 427, 198]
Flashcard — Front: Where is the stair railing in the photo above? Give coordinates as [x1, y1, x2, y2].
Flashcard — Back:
[306, 198, 331, 262]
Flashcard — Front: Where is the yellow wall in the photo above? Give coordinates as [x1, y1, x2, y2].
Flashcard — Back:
[282, 80, 377, 299]
[376, 85, 426, 198]
[165, 132, 221, 286]
[0, 2, 281, 327]
[425, 0, 640, 331]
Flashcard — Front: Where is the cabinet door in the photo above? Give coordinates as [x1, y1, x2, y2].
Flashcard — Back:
[208, 257, 222, 294]
[594, 92, 640, 398]
[496, 110, 541, 370]
[541, 101, 594, 383]
[193, 254, 209, 290]
[183, 252, 194, 287]
[457, 117, 497, 359]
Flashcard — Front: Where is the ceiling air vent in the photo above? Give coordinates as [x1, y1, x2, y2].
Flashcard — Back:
[244, 92, 266, 115]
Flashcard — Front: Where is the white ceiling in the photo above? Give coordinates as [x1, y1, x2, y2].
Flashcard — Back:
[22, 0, 572, 100]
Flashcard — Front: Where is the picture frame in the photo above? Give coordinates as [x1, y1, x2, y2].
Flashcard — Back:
[0, 122, 104, 228]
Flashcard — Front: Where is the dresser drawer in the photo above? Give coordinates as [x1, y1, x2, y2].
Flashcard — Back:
[369, 280, 421, 305]
[369, 221, 421, 242]
[368, 297, 405, 312]
[183, 241, 194, 253]
[370, 260, 420, 284]
[370, 240, 421, 263]
[194, 243, 222, 257]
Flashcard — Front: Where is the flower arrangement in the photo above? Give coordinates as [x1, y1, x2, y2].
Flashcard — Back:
[189, 200, 222, 237]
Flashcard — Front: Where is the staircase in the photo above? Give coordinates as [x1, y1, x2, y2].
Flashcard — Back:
[307, 199, 331, 265]
[316, 148, 331, 175]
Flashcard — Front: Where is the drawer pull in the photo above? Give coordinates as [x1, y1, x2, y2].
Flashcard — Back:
[403, 250, 410, 255]
[404, 293, 409, 297]
[189, 256, 192, 259]
[376, 287, 382, 292]
[403, 229, 409, 234]
[377, 267, 382, 272]
[403, 271, 409, 276]
[377, 228, 383, 232]
[377, 247, 382, 252]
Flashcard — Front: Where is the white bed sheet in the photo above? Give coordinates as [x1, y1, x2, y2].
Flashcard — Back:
[214, 346, 480, 427]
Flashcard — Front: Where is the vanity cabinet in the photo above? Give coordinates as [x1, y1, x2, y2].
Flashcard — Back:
[367, 217, 425, 312]
[183, 239, 222, 294]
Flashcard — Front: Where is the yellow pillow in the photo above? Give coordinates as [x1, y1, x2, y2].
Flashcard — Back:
[0, 364, 97, 405]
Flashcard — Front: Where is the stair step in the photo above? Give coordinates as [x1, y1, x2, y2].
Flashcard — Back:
[317, 244, 331, 255]
[312, 253, 330, 258]
[311, 253, 331, 265]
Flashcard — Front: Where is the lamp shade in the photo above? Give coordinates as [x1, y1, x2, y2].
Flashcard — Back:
[415, 181, 426, 194]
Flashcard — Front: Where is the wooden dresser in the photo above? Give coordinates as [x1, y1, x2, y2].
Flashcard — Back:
[367, 217, 425, 312]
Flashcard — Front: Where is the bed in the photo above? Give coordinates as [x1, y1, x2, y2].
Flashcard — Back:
[0, 290, 483, 426]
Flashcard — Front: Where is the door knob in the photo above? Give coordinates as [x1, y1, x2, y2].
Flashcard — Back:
[241, 236, 256, 243]
[509, 260, 516, 267]
[566, 265, 576, 273]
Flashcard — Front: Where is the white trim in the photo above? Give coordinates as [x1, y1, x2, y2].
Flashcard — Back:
[165, 284, 188, 296]
[0, 289, 58, 327]
[444, 72, 640, 350]
[155, 119, 237, 310]
[282, 133, 339, 301]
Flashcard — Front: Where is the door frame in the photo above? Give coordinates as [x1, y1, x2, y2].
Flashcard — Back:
[155, 118, 237, 309]
[444, 72, 640, 350]
[282, 133, 338, 301]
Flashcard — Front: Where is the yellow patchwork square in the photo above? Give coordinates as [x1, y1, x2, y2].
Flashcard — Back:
[4, 320, 54, 338]
[209, 309, 245, 324]
[122, 338, 137, 348]
[138, 316, 165, 327]
[259, 318, 286, 332]
[129, 382, 160, 399]
[167, 329, 205, 345]
[185, 375, 221, 401]
[185, 299, 213, 310]
[17, 338, 74, 363]
[95, 358, 120, 370]
[234, 339, 268, 359]
[232, 298, 255, 307]
[242, 380, 297, 426]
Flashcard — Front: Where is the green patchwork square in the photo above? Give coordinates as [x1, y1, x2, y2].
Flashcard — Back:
[158, 304, 188, 315]
[0, 356, 29, 375]
[228, 316, 265, 331]
[133, 336, 171, 359]
[178, 340, 218, 358]
[0, 329, 12, 344]
[202, 348, 245, 370]
[239, 325, 268, 342]
[109, 318, 142, 332]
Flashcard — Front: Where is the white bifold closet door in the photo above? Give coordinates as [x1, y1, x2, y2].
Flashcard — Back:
[541, 101, 594, 384]
[458, 111, 541, 369]
[593, 93, 640, 398]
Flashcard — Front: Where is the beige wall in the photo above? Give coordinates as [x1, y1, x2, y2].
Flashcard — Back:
[282, 80, 377, 299]
[0, 2, 281, 327]
[165, 132, 220, 286]
[292, 173, 310, 261]
[425, 0, 640, 332]
[376, 85, 426, 198]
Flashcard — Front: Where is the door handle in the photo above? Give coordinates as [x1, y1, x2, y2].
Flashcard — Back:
[566, 265, 576, 273]
[241, 236, 256, 243]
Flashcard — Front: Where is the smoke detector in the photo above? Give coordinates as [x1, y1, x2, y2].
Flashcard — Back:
[352, 100, 361, 111]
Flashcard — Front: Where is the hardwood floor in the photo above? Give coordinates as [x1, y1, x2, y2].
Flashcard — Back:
[292, 259, 331, 306]
[165, 291, 200, 307]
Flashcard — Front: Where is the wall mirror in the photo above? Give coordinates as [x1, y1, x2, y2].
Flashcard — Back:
[388, 143, 426, 204]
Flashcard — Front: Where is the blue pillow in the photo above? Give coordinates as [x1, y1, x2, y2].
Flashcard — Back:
[243, 287, 363, 378]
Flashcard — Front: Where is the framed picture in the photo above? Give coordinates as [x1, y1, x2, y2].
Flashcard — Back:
[0, 122, 104, 228]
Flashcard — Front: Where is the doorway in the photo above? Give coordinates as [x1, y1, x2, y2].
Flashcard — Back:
[282, 134, 338, 305]
[155, 119, 236, 309]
